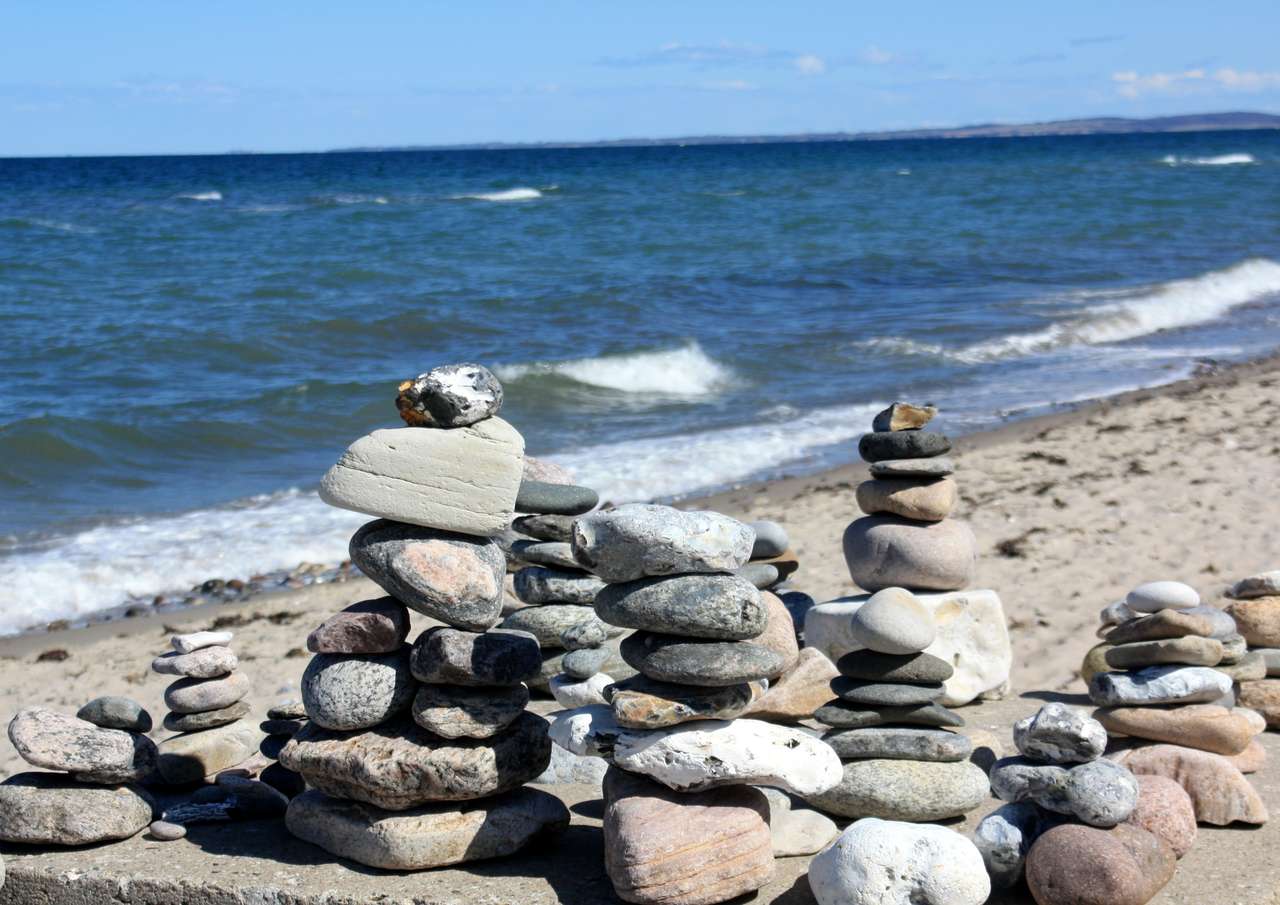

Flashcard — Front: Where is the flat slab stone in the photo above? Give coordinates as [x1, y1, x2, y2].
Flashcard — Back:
[515, 480, 598, 516]
[620, 632, 786, 686]
[0, 773, 154, 845]
[822, 726, 972, 761]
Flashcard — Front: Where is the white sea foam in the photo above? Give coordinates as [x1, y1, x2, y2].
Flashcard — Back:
[178, 190, 223, 201]
[1160, 153, 1256, 167]
[27, 218, 97, 234]
[859, 258, 1280, 364]
[496, 342, 734, 396]
[454, 187, 543, 202]
[331, 193, 390, 205]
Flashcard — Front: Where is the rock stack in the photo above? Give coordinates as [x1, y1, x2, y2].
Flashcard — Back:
[549, 503, 842, 904]
[278, 363, 569, 870]
[805, 587, 990, 822]
[1226, 569, 1280, 730]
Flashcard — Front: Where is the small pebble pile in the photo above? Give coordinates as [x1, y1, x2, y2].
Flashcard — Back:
[277, 363, 570, 870]
[549, 503, 842, 905]
[1225, 569, 1280, 730]
[806, 587, 989, 822]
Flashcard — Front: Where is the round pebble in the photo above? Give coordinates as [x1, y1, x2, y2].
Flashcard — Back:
[149, 820, 187, 841]
[1126, 581, 1200, 613]
[850, 587, 935, 655]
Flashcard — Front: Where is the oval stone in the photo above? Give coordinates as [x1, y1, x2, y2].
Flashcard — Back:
[830, 677, 945, 707]
[410, 627, 541, 687]
[849, 587, 936, 654]
[610, 674, 758, 729]
[501, 604, 599, 649]
[76, 696, 152, 733]
[1126, 581, 1200, 613]
[822, 726, 971, 762]
[163, 699, 251, 732]
[0, 773, 154, 845]
[572, 504, 755, 583]
[595, 574, 765, 640]
[989, 757, 1138, 827]
[869, 456, 956, 479]
[1126, 774, 1196, 858]
[510, 540, 581, 570]
[621, 631, 787, 687]
[152, 646, 238, 679]
[165, 671, 251, 714]
[814, 700, 964, 729]
[857, 430, 951, 462]
[514, 480, 598, 516]
[805, 758, 989, 821]
[1026, 823, 1175, 905]
[306, 597, 409, 655]
[1104, 636, 1223, 669]
[855, 477, 957, 522]
[842, 517, 976, 593]
[411, 683, 529, 739]
[1096, 703, 1258, 755]
[513, 566, 605, 605]
[1088, 665, 1232, 706]
[835, 650, 953, 683]
[301, 648, 414, 731]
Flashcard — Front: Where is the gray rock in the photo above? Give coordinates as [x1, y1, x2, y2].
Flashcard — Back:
[501, 604, 600, 649]
[858, 430, 951, 462]
[1088, 665, 1233, 706]
[268, 700, 308, 720]
[595, 574, 765, 640]
[842, 516, 977, 593]
[1179, 605, 1239, 640]
[759, 787, 838, 857]
[155, 720, 266, 784]
[835, 650, 953, 683]
[285, 786, 568, 869]
[7, 706, 155, 783]
[849, 586, 936, 654]
[1257, 647, 1280, 676]
[1126, 580, 1200, 613]
[749, 520, 789, 559]
[279, 712, 551, 809]
[823, 726, 972, 762]
[410, 627, 542, 686]
[869, 456, 956, 478]
[515, 480, 598, 516]
[804, 758, 988, 820]
[163, 700, 251, 732]
[534, 740, 611, 784]
[989, 757, 1138, 827]
[1229, 570, 1280, 600]
[0, 773, 154, 845]
[171, 630, 233, 653]
[1013, 703, 1107, 763]
[350, 520, 506, 632]
[609, 675, 758, 729]
[975, 801, 1062, 889]
[560, 616, 610, 651]
[77, 696, 152, 733]
[1218, 633, 1248, 663]
[830, 677, 945, 706]
[149, 819, 187, 840]
[562, 645, 611, 679]
[572, 504, 755, 583]
[301, 648, 414, 731]
[513, 566, 605, 605]
[164, 671, 251, 715]
[512, 513, 575, 542]
[306, 597, 410, 654]
[411, 683, 529, 739]
[814, 700, 965, 729]
[736, 562, 781, 589]
[152, 646, 238, 679]
[621, 631, 787, 687]
[1105, 636, 1224, 669]
[394, 362, 503, 428]
[510, 540, 582, 570]
[1217, 650, 1267, 681]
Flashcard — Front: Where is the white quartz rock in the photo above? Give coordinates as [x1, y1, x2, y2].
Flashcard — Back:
[1125, 580, 1200, 613]
[1088, 665, 1232, 706]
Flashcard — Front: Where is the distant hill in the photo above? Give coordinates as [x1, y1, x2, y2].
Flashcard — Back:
[332, 111, 1280, 153]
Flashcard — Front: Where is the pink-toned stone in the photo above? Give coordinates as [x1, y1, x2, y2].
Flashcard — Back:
[752, 591, 800, 680]
[1225, 597, 1280, 647]
[1094, 704, 1257, 756]
[1126, 774, 1197, 858]
[1111, 744, 1268, 826]
[1227, 738, 1267, 774]
[855, 477, 957, 522]
[307, 597, 409, 654]
[743, 647, 839, 722]
[1026, 822, 1175, 905]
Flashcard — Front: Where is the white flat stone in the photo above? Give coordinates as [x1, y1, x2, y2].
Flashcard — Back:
[1126, 580, 1200, 613]
[1089, 665, 1232, 706]
[547, 705, 622, 759]
[549, 673, 612, 709]
[172, 630, 234, 654]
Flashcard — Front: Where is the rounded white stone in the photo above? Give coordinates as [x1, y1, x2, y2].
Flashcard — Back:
[549, 673, 612, 709]
[1126, 581, 1200, 613]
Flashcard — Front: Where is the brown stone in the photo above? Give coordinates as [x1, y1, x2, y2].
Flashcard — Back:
[1103, 636, 1223, 669]
[1225, 597, 1280, 647]
[1103, 609, 1216, 645]
[753, 591, 800, 679]
[871, 402, 937, 432]
[307, 597, 409, 654]
[610, 676, 759, 730]
[1237, 678, 1280, 728]
[1026, 822, 1175, 905]
[1227, 738, 1266, 774]
[1111, 744, 1268, 825]
[1216, 651, 1267, 682]
[855, 477, 956, 522]
[1095, 704, 1257, 756]
[1126, 774, 1197, 858]
[602, 767, 773, 905]
[1080, 643, 1114, 685]
[744, 647, 839, 722]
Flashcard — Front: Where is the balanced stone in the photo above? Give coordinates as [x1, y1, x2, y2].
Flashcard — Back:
[1111, 743, 1268, 825]
[1098, 704, 1260, 756]
[1088, 665, 1232, 706]
[561, 616, 610, 651]
[849, 587, 936, 654]
[278, 712, 551, 810]
[571, 503, 754, 583]
[858, 430, 950, 462]
[831, 678, 945, 706]
[171, 630, 233, 653]
[737, 562, 780, 588]
[749, 520, 789, 558]
[410, 627, 541, 686]
[805, 758, 988, 821]
[814, 700, 964, 729]
[822, 726, 971, 762]
[989, 757, 1138, 826]
[411, 683, 529, 739]
[152, 646, 238, 678]
[1105, 635, 1223, 669]
[395, 362, 503, 428]
[595, 573, 764, 640]
[869, 456, 955, 479]
[156, 719, 265, 784]
[286, 786, 568, 870]
[306, 597, 409, 654]
[549, 672, 612, 708]
[855, 477, 957, 522]
[0, 773, 154, 845]
[1226, 596, 1280, 647]
[165, 671, 251, 714]
[77, 696, 152, 733]
[610, 675, 758, 729]
[510, 540, 581, 570]
[836, 650, 953, 684]
[1230, 570, 1280, 600]
[1218, 633, 1248, 663]
[1103, 609, 1216, 644]
[621, 631, 787, 686]
[302, 648, 414, 731]
[512, 513, 575, 542]
[843, 517, 976, 592]
[7, 707, 155, 783]
[871, 402, 937, 432]
[1013, 703, 1107, 763]
[1125, 580, 1200, 613]
[513, 566, 605, 605]
[268, 700, 308, 720]
[753, 590, 801, 678]
[502, 604, 602, 648]
[1127, 774, 1197, 858]
[1025, 823, 1175, 905]
[163, 699, 251, 732]
[1177, 604, 1239, 639]
[350, 520, 506, 631]
[563, 645, 611, 679]
[515, 480, 598, 515]
[320, 419, 524, 535]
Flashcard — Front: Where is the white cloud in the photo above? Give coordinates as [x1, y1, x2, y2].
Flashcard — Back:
[859, 45, 897, 65]
[1113, 67, 1280, 98]
[794, 54, 827, 75]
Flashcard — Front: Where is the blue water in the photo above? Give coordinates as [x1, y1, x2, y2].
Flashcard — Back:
[2, 131, 1279, 633]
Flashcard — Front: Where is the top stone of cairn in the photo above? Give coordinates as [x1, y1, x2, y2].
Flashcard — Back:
[871, 402, 937, 433]
[396, 363, 504, 428]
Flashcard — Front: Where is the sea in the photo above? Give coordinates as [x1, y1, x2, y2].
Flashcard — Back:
[2, 130, 1279, 635]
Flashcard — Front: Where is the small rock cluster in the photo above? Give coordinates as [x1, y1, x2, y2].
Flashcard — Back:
[806, 588, 990, 822]
[278, 363, 569, 870]
[549, 504, 842, 904]
[1225, 569, 1280, 730]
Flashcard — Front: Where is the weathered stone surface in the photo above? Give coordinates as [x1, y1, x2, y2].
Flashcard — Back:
[856, 477, 957, 522]
[1089, 665, 1232, 706]
[306, 597, 409, 654]
[989, 757, 1139, 826]
[1096, 704, 1259, 755]
[813, 700, 964, 729]
[279, 712, 551, 810]
[745, 647, 840, 722]
[515, 480, 598, 516]
[395, 363, 503, 428]
[849, 586, 936, 654]
[974, 801, 1058, 890]
[843, 517, 975, 593]
[858, 430, 950, 462]
[603, 768, 773, 905]
[805, 759, 989, 821]
[156, 720, 266, 784]
[1228, 737, 1266, 773]
[411, 682, 529, 739]
[562, 645, 611, 679]
[351, 520, 507, 631]
[571, 504, 754, 583]
[1014, 703, 1107, 763]
[0, 773, 154, 845]
[749, 520, 789, 559]
[1228, 570, 1280, 600]
[1110, 744, 1268, 825]
[510, 540, 581, 570]
[410, 627, 541, 686]
[1217, 633, 1249, 665]
[759, 787, 838, 857]
[610, 675, 757, 729]
[171, 630, 232, 653]
[1126, 581, 1200, 613]
[549, 673, 612, 708]
[502, 604, 603, 649]
[612, 718, 843, 796]
[548, 705, 623, 759]
[1127, 774, 1197, 858]
[830, 678, 945, 706]
[836, 649, 953, 683]
[512, 513, 575, 542]
[1025, 822, 1175, 905]
[560, 615, 611, 651]
[1226, 596, 1280, 647]
[163, 700, 251, 732]
[152, 646, 239, 678]
[621, 631, 786, 687]
[1104, 609, 1217, 644]
[165, 671, 251, 715]
[1105, 636, 1224, 669]
[513, 566, 605, 605]
[285, 786, 568, 870]
[823, 726, 972, 762]
[594, 574, 764, 640]
[869, 456, 955, 478]
[1237, 678, 1280, 728]
[7, 707, 155, 783]
[76, 696, 152, 733]
[811, 817, 989, 905]
[871, 402, 938, 433]
[301, 648, 413, 731]
[321, 419, 524, 536]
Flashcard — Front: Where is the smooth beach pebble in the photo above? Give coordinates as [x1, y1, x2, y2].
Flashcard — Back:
[610, 675, 758, 729]
[306, 597, 410, 655]
[805, 759, 990, 821]
[1111, 743, 1269, 825]
[857, 430, 951, 462]
[868, 456, 956, 479]
[1103, 608, 1217, 644]
[760, 787, 838, 857]
[549, 672, 612, 708]
[1025, 822, 1175, 905]
[410, 626, 542, 686]
[974, 801, 1060, 890]
[152, 645, 238, 678]
[821, 726, 971, 762]
[1125, 580, 1200, 613]
[749, 520, 789, 559]
[149, 819, 187, 841]
[0, 773, 155, 846]
[1088, 664, 1232, 706]
[76, 696, 152, 733]
[842, 517, 976, 593]
[836, 650, 953, 684]
[411, 682, 529, 739]
[512, 567, 605, 605]
[594, 573, 765, 640]
[7, 706, 155, 784]
[989, 757, 1138, 827]
[849, 586, 936, 654]
[514, 479, 598, 515]
[1097, 704, 1259, 756]
[571, 503, 755, 583]
[395, 362, 503, 428]
[301, 648, 414, 731]
[501, 604, 604, 649]
[620, 631, 787, 687]
[743, 647, 839, 722]
[813, 699, 964, 729]
[830, 677, 945, 707]
[1105, 635, 1223, 669]
[855, 477, 957, 522]
[1126, 774, 1196, 858]
[509, 540, 581, 570]
[163, 699, 250, 732]
[164, 670, 251, 714]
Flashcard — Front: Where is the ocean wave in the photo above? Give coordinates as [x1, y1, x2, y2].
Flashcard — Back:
[22, 218, 97, 234]
[859, 258, 1280, 364]
[324, 193, 390, 205]
[496, 342, 735, 396]
[177, 190, 223, 201]
[1160, 153, 1256, 167]
[453, 187, 543, 202]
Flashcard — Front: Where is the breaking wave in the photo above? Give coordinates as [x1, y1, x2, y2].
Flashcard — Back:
[496, 342, 735, 396]
[1160, 153, 1256, 167]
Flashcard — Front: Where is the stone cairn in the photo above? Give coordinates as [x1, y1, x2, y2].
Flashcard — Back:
[1225, 569, 1280, 732]
[276, 363, 572, 870]
[549, 503, 844, 905]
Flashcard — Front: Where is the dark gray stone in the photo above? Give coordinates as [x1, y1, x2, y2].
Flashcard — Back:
[975, 801, 1064, 889]
[594, 574, 765, 640]
[301, 648, 415, 731]
[77, 696, 152, 733]
[395, 363, 503, 428]
[410, 627, 542, 686]
[515, 480, 598, 516]
[830, 678, 945, 706]
[163, 700, 251, 732]
[813, 700, 965, 729]
[858, 430, 951, 462]
[620, 631, 787, 687]
[749, 520, 789, 559]
[502, 605, 600, 649]
[510, 540, 582, 570]
[512, 513, 576, 542]
[513, 566, 605, 605]
[735, 563, 781, 589]
[821, 726, 971, 762]
[869, 457, 956, 478]
[835, 650, 954, 684]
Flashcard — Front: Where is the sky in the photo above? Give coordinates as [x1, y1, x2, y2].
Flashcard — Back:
[3, 1, 1280, 157]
